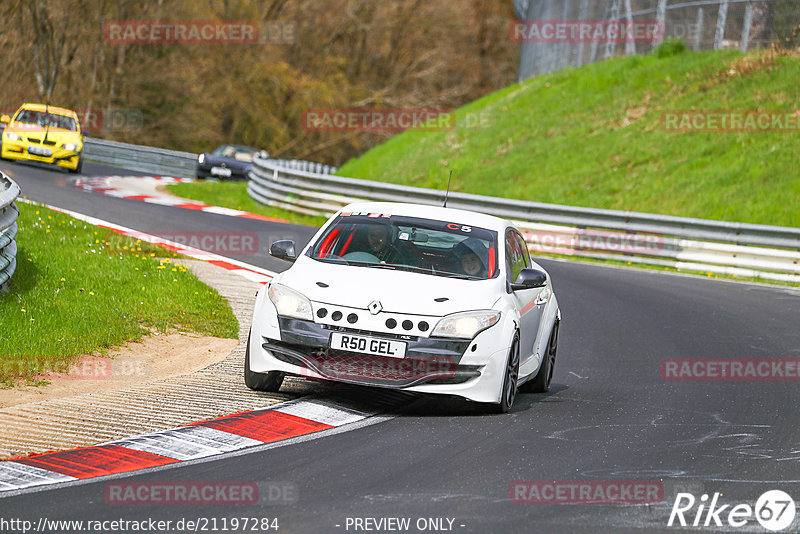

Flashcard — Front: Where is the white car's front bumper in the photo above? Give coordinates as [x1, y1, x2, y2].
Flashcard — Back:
[248, 288, 513, 404]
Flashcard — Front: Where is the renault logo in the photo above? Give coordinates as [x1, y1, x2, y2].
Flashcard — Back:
[368, 300, 383, 315]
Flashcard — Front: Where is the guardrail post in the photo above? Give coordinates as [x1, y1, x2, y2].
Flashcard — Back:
[693, 8, 704, 50]
[740, 1, 753, 53]
[575, 0, 590, 66]
[714, 0, 729, 50]
[604, 0, 621, 60]
[653, 0, 667, 47]
[623, 0, 635, 56]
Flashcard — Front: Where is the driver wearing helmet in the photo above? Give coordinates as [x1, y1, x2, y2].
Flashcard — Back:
[451, 238, 489, 278]
[362, 223, 406, 264]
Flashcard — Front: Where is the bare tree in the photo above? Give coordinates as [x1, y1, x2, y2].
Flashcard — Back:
[28, 1, 71, 101]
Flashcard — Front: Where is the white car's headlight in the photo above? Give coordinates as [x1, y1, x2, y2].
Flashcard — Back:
[5, 132, 20, 141]
[431, 310, 501, 339]
[63, 143, 77, 151]
[198, 153, 205, 164]
[267, 283, 313, 321]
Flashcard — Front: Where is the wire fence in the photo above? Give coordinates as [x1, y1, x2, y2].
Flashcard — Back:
[514, 0, 800, 80]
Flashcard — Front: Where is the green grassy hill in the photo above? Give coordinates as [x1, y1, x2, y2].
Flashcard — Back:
[337, 47, 800, 228]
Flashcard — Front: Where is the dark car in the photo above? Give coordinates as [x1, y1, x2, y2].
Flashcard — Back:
[196, 144, 265, 180]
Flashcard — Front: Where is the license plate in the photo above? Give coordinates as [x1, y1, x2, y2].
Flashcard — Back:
[330, 332, 406, 358]
[210, 166, 232, 177]
[29, 146, 52, 156]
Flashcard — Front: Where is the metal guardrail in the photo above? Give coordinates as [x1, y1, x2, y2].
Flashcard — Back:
[71, 138, 800, 283]
[83, 137, 197, 178]
[269, 159, 337, 175]
[83, 138, 336, 180]
[0, 172, 20, 288]
[248, 156, 800, 283]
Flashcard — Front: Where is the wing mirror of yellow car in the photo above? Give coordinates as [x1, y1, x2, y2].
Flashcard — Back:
[0, 115, 10, 124]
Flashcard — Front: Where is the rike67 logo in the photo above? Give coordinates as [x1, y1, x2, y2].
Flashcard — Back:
[668, 490, 796, 531]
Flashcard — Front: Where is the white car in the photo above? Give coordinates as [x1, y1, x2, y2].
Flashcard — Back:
[246, 202, 561, 412]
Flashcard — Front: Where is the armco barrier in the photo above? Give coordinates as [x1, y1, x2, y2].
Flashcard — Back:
[247, 156, 800, 283]
[268, 158, 337, 175]
[0, 172, 20, 288]
[83, 137, 197, 178]
[82, 138, 336, 180]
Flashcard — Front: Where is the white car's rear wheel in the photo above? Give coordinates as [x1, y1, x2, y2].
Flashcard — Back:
[522, 320, 558, 393]
[244, 330, 284, 392]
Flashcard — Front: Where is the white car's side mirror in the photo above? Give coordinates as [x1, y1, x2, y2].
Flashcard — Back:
[270, 240, 297, 262]
[511, 268, 547, 291]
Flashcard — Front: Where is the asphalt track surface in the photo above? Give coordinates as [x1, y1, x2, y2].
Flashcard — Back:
[2, 159, 800, 533]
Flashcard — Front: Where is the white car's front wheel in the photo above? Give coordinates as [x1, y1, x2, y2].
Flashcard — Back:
[244, 330, 284, 392]
[490, 332, 520, 414]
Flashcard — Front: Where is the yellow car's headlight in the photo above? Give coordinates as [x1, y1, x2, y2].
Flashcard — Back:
[5, 132, 20, 141]
[63, 143, 78, 152]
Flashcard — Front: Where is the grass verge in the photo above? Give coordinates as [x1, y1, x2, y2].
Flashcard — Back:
[166, 181, 327, 228]
[0, 202, 238, 386]
[337, 47, 800, 228]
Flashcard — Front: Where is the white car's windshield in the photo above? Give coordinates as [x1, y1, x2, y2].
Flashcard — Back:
[309, 212, 498, 280]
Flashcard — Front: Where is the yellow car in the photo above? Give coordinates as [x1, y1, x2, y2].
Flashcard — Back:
[1, 103, 84, 173]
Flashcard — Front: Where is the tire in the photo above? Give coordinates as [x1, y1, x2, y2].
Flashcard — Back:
[521, 320, 559, 393]
[489, 332, 520, 414]
[244, 330, 284, 392]
[69, 155, 83, 174]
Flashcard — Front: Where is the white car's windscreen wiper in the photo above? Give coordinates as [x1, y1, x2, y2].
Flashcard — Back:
[346, 261, 398, 270]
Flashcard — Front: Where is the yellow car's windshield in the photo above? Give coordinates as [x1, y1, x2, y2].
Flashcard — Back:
[15, 109, 78, 131]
